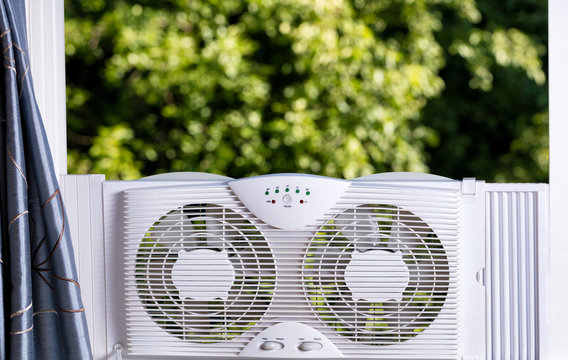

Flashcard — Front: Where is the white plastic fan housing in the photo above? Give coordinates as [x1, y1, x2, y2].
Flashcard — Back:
[228, 174, 350, 229]
[59, 172, 552, 360]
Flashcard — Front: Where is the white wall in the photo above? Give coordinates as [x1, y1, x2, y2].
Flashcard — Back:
[25, 0, 67, 177]
[548, 0, 568, 356]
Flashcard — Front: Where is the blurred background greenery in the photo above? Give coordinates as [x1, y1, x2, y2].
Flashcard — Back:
[65, 0, 547, 181]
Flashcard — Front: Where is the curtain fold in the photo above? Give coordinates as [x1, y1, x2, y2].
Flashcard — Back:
[1, 1, 92, 359]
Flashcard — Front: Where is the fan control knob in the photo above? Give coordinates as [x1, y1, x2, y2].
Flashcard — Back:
[260, 341, 283, 351]
[298, 341, 322, 351]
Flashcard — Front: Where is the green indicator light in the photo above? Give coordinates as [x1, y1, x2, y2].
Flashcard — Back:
[265, 191, 269, 195]
[306, 191, 311, 195]
[275, 189, 280, 194]
[285, 188, 289, 192]
[295, 189, 300, 193]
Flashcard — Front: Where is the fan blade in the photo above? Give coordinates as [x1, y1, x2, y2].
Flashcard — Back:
[231, 249, 261, 278]
[306, 246, 351, 281]
[380, 222, 417, 252]
[334, 209, 381, 251]
[204, 219, 224, 249]
[175, 213, 223, 249]
[382, 300, 421, 337]
[413, 259, 436, 292]
[149, 209, 200, 248]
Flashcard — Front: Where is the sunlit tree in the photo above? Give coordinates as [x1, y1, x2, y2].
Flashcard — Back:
[65, 0, 547, 181]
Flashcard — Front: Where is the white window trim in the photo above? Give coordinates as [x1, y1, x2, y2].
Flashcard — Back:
[548, 0, 568, 356]
[25, 0, 67, 177]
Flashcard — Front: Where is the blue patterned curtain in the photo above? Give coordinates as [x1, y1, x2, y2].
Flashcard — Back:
[0, 1, 92, 359]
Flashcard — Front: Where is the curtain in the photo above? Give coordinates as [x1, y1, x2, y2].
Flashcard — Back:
[0, 1, 92, 359]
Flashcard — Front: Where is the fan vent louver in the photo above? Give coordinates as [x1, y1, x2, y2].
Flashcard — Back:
[305, 184, 460, 359]
[486, 190, 541, 359]
[124, 186, 276, 356]
[304, 204, 450, 345]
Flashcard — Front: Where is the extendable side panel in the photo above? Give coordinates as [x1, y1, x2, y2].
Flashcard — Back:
[458, 180, 487, 359]
[485, 184, 549, 360]
[61, 175, 106, 359]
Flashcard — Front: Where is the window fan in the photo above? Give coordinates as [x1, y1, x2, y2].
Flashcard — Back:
[60, 172, 551, 359]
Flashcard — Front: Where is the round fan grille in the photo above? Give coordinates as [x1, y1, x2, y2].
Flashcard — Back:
[135, 204, 275, 343]
[303, 204, 449, 345]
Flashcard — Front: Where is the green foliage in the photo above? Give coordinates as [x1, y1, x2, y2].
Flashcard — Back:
[68, 124, 142, 179]
[65, 0, 547, 181]
[422, 0, 548, 181]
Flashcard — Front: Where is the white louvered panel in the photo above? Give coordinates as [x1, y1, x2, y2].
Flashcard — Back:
[122, 181, 460, 358]
[61, 175, 106, 356]
[486, 191, 539, 360]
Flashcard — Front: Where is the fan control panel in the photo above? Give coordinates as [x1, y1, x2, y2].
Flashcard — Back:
[239, 322, 343, 358]
[229, 174, 350, 229]
[263, 185, 312, 205]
